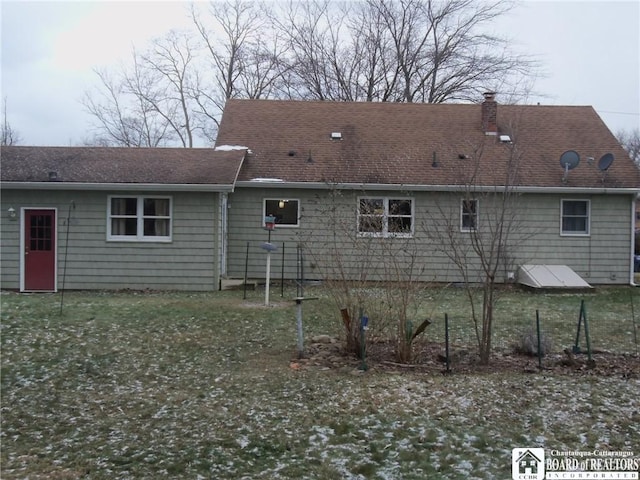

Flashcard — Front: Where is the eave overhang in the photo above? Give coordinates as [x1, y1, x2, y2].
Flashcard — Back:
[0, 182, 237, 192]
[235, 180, 640, 195]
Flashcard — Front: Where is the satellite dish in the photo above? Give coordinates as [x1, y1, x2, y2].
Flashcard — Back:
[560, 150, 580, 183]
[559, 150, 580, 170]
[597, 153, 614, 171]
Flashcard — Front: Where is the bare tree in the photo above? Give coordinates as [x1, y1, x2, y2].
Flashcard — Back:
[83, 0, 537, 145]
[298, 188, 433, 363]
[190, 0, 286, 142]
[425, 135, 529, 364]
[83, 68, 171, 147]
[375, 234, 432, 363]
[271, 0, 348, 100]
[272, 0, 394, 102]
[134, 31, 199, 147]
[616, 129, 640, 167]
[274, 0, 535, 103]
[1, 97, 21, 146]
[84, 30, 210, 147]
[345, 3, 397, 101]
[295, 188, 376, 356]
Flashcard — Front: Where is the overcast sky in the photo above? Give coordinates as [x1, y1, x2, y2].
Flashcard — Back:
[1, 0, 639, 147]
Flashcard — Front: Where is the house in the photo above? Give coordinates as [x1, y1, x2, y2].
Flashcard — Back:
[215, 95, 640, 287]
[0, 147, 244, 291]
[1, 94, 639, 291]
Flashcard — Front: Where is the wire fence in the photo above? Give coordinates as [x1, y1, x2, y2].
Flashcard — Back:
[237, 243, 640, 362]
[324, 287, 640, 362]
[407, 294, 640, 364]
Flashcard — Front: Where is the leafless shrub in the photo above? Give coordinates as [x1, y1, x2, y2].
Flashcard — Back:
[513, 328, 553, 357]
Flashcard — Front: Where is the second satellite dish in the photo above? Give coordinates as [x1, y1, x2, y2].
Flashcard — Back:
[597, 153, 614, 171]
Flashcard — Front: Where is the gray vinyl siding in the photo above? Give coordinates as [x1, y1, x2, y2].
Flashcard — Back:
[516, 194, 633, 284]
[225, 188, 313, 281]
[0, 199, 21, 288]
[226, 187, 635, 285]
[0, 189, 220, 291]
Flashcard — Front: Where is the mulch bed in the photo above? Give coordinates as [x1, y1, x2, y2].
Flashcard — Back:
[291, 336, 640, 378]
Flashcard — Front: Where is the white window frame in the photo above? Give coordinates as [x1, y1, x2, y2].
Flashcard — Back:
[560, 199, 590, 236]
[460, 198, 479, 232]
[107, 195, 172, 242]
[263, 198, 300, 228]
[357, 196, 414, 238]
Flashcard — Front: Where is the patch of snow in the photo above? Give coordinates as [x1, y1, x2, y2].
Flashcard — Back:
[455, 459, 473, 473]
[249, 178, 284, 182]
[214, 145, 249, 151]
[152, 405, 168, 419]
[308, 425, 333, 446]
[237, 435, 250, 449]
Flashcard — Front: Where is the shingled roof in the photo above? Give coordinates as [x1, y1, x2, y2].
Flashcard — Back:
[0, 146, 245, 191]
[215, 98, 640, 190]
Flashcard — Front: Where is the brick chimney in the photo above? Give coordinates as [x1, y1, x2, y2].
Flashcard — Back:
[481, 92, 498, 135]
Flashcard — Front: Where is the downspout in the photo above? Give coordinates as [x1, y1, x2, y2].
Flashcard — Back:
[631, 193, 639, 286]
[218, 192, 229, 289]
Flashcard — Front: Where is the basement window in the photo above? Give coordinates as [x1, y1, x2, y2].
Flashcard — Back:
[357, 197, 414, 237]
[108, 196, 172, 242]
[264, 199, 300, 227]
[561, 199, 590, 236]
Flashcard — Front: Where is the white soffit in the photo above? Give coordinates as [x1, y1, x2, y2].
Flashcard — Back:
[518, 265, 592, 289]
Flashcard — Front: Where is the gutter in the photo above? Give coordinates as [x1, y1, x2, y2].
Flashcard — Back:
[235, 180, 640, 195]
[0, 181, 236, 193]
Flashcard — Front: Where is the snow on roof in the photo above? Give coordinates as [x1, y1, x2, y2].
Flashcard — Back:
[214, 145, 249, 151]
[249, 178, 284, 182]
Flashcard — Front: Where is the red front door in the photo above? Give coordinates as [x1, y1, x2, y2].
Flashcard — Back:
[24, 209, 57, 291]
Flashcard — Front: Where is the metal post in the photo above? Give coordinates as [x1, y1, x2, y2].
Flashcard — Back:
[265, 249, 272, 306]
[445, 313, 451, 373]
[281, 241, 285, 297]
[243, 241, 249, 300]
[296, 244, 301, 298]
[536, 309, 542, 369]
[573, 300, 584, 354]
[296, 298, 304, 358]
[583, 302, 592, 363]
[293, 296, 317, 360]
[300, 247, 305, 299]
[630, 290, 639, 356]
[261, 217, 276, 306]
[59, 201, 75, 315]
[359, 313, 368, 371]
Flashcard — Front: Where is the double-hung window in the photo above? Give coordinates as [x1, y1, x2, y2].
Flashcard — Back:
[461, 199, 478, 232]
[358, 197, 414, 237]
[561, 199, 590, 236]
[108, 196, 172, 242]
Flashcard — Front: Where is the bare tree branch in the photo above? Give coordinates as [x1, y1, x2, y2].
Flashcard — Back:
[616, 129, 640, 167]
[82, 67, 167, 147]
[1, 97, 22, 146]
[83, 0, 539, 146]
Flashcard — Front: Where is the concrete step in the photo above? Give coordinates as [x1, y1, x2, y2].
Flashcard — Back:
[220, 278, 257, 290]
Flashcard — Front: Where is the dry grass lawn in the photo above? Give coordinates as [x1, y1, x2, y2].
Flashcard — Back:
[1, 287, 639, 479]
